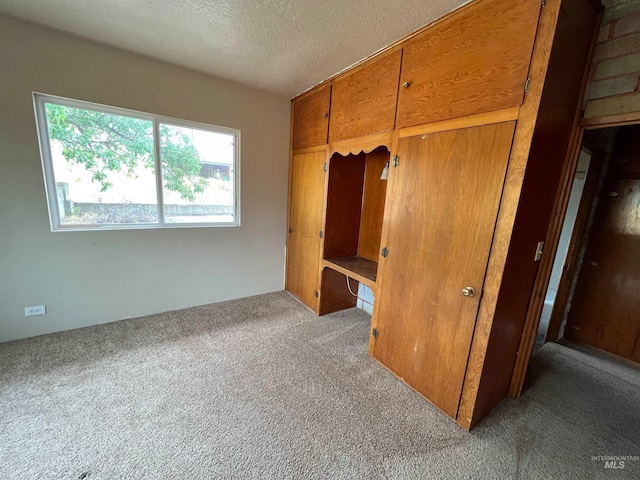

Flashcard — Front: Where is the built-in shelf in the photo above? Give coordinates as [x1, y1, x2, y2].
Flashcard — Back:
[323, 256, 378, 290]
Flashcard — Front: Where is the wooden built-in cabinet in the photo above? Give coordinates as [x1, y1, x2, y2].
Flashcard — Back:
[329, 50, 401, 142]
[285, 0, 601, 429]
[372, 122, 516, 418]
[291, 85, 331, 151]
[318, 147, 389, 314]
[286, 151, 326, 311]
[396, 0, 541, 128]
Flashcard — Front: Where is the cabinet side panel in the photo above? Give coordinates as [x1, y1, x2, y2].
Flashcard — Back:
[358, 148, 390, 261]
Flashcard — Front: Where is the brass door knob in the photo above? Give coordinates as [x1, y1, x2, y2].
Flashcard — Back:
[402, 81, 410, 88]
[322, 113, 328, 118]
[462, 287, 476, 297]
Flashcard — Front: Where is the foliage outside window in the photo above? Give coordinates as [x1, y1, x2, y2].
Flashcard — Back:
[34, 93, 240, 230]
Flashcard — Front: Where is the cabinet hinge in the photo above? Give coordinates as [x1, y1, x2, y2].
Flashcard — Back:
[541, 0, 546, 7]
[319, 230, 324, 238]
[392, 155, 400, 167]
[381, 247, 389, 258]
[372, 328, 379, 338]
[534, 241, 544, 262]
[314, 290, 319, 298]
[524, 77, 531, 93]
[323, 163, 328, 172]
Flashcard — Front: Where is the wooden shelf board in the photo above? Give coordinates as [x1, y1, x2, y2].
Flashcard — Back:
[323, 256, 378, 290]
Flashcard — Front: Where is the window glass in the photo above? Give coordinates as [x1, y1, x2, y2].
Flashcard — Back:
[34, 94, 240, 230]
[159, 124, 235, 224]
[44, 103, 159, 225]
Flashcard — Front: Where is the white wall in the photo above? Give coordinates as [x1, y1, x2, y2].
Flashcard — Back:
[538, 150, 592, 334]
[0, 16, 291, 342]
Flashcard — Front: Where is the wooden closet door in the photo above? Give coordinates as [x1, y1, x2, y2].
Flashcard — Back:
[372, 122, 515, 418]
[286, 151, 327, 310]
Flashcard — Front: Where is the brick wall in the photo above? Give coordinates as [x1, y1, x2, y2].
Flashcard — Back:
[584, 0, 640, 118]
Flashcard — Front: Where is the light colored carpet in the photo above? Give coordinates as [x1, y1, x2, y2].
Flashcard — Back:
[1, 291, 638, 479]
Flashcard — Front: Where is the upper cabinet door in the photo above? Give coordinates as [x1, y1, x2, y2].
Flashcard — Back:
[329, 50, 402, 143]
[396, 0, 541, 128]
[292, 85, 331, 150]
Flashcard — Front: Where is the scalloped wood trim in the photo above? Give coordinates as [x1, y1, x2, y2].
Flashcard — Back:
[328, 131, 393, 157]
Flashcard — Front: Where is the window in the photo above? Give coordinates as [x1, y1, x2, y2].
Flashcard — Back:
[33, 93, 240, 231]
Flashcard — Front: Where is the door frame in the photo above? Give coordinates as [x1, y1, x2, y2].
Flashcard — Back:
[509, 114, 640, 398]
[544, 134, 606, 343]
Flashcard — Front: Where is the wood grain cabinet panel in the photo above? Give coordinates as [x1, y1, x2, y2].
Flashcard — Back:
[286, 151, 327, 310]
[372, 122, 516, 418]
[292, 86, 331, 150]
[329, 50, 402, 143]
[396, 0, 541, 128]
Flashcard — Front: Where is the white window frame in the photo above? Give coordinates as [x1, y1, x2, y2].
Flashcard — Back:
[33, 92, 241, 231]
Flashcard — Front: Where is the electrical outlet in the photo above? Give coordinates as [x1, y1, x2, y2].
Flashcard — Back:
[25, 305, 46, 317]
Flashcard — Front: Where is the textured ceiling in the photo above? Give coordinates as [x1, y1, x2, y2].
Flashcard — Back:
[0, 0, 468, 97]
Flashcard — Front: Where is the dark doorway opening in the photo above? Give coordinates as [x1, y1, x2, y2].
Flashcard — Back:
[541, 125, 640, 363]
